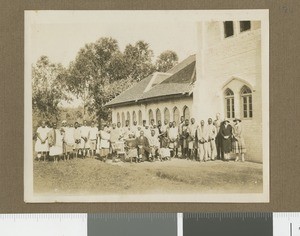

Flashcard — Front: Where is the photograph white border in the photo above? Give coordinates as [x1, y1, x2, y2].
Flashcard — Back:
[24, 10, 269, 202]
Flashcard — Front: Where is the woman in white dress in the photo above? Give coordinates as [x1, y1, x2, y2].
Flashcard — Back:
[48, 122, 64, 162]
[98, 124, 110, 162]
[35, 120, 50, 161]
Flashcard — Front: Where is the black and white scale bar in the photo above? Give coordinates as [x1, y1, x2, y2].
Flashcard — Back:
[0, 213, 299, 236]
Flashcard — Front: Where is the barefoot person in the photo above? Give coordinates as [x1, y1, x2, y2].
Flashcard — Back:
[80, 120, 90, 158]
[73, 122, 81, 158]
[48, 122, 63, 162]
[62, 121, 75, 161]
[98, 124, 110, 162]
[88, 121, 98, 158]
[34, 120, 50, 161]
[220, 119, 233, 161]
[232, 118, 246, 162]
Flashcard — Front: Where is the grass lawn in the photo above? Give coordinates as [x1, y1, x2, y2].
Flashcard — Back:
[33, 157, 263, 195]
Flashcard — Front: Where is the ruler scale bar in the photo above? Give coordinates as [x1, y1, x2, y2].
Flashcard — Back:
[0, 213, 299, 236]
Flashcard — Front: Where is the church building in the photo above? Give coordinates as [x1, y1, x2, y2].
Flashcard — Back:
[106, 20, 263, 162]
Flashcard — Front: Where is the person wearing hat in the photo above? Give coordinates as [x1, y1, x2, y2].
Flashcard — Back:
[219, 119, 233, 161]
[232, 118, 246, 162]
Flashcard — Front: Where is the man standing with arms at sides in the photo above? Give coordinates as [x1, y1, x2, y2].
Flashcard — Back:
[207, 118, 217, 161]
[98, 124, 110, 162]
[80, 120, 90, 158]
[88, 121, 98, 158]
[188, 118, 197, 161]
[197, 120, 208, 162]
[168, 121, 179, 158]
[178, 116, 185, 158]
[109, 123, 119, 160]
[116, 122, 124, 140]
[181, 119, 190, 159]
[214, 113, 223, 160]
[73, 122, 81, 158]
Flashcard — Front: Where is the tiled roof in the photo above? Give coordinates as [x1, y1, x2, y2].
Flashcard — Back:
[105, 74, 153, 106]
[105, 55, 196, 107]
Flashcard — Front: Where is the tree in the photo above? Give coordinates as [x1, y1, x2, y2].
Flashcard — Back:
[32, 56, 68, 123]
[123, 40, 155, 81]
[155, 50, 179, 72]
[67, 37, 121, 118]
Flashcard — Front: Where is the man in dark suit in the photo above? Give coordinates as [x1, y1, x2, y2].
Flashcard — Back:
[136, 130, 151, 162]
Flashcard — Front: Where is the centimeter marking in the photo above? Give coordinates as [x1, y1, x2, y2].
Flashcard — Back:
[0, 213, 299, 236]
[0, 212, 299, 220]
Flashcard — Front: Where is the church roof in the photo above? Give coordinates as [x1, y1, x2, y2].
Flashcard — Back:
[105, 55, 196, 107]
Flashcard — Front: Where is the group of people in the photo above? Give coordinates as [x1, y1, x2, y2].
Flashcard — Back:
[34, 113, 246, 163]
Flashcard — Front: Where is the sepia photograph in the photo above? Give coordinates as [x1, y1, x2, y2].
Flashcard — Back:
[24, 10, 269, 202]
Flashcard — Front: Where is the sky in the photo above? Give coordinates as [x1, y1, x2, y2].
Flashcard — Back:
[27, 11, 199, 67]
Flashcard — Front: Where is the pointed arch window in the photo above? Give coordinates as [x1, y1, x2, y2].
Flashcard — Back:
[241, 85, 253, 118]
[224, 88, 235, 119]
[138, 110, 142, 126]
[183, 106, 190, 120]
[148, 109, 154, 124]
[173, 107, 180, 124]
[164, 108, 170, 122]
[156, 109, 161, 123]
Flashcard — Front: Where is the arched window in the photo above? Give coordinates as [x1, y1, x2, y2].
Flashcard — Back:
[224, 88, 235, 119]
[126, 111, 131, 125]
[148, 109, 154, 124]
[117, 112, 120, 123]
[164, 108, 170, 122]
[183, 106, 190, 120]
[241, 85, 253, 118]
[132, 111, 137, 124]
[138, 110, 143, 126]
[173, 107, 180, 124]
[156, 109, 161, 124]
[121, 112, 125, 127]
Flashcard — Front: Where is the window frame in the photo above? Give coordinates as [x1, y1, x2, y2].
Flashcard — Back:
[239, 21, 251, 33]
[224, 88, 235, 119]
[240, 86, 253, 119]
[223, 21, 234, 38]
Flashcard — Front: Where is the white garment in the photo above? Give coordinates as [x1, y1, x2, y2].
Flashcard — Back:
[89, 127, 98, 140]
[80, 125, 90, 138]
[168, 127, 178, 140]
[64, 127, 75, 145]
[49, 130, 63, 156]
[148, 135, 160, 147]
[35, 126, 50, 152]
